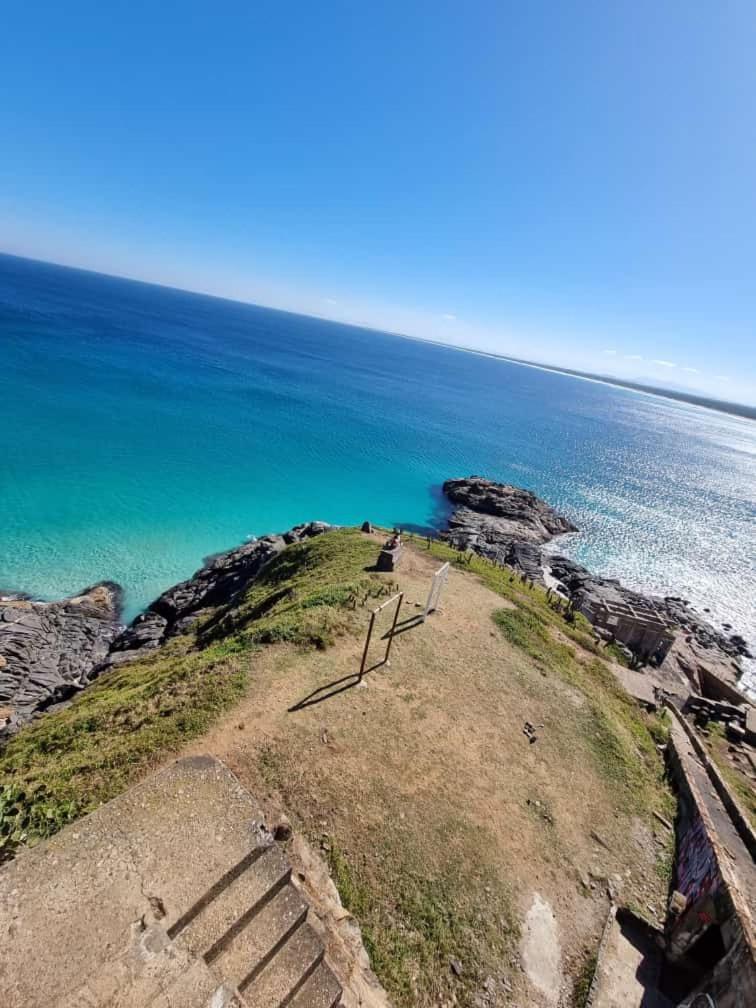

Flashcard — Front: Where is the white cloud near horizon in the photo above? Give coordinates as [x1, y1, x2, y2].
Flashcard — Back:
[651, 359, 677, 367]
[624, 353, 643, 360]
[441, 313, 457, 321]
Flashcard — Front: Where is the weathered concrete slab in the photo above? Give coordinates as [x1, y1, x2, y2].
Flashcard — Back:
[520, 892, 562, 1005]
[666, 714, 756, 1007]
[589, 908, 671, 1008]
[0, 756, 341, 1008]
[746, 706, 756, 747]
[613, 666, 658, 709]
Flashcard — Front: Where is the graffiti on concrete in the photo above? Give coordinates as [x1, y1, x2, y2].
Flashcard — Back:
[673, 810, 720, 929]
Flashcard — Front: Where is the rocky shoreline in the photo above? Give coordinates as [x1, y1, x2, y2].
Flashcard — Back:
[438, 476, 753, 704]
[1, 477, 751, 739]
[440, 476, 577, 582]
[0, 523, 331, 739]
[0, 582, 122, 736]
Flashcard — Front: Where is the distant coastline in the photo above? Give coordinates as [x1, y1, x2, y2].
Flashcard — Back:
[492, 357, 756, 421]
[399, 334, 756, 422]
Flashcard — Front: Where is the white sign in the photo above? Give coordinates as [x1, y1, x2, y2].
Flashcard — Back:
[424, 562, 449, 619]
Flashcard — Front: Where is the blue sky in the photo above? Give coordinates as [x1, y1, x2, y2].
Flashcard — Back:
[2, 1, 755, 404]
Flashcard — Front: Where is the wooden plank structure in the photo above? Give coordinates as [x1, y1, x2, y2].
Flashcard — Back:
[359, 592, 404, 677]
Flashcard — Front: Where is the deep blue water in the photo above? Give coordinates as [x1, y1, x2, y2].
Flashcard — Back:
[1, 254, 754, 687]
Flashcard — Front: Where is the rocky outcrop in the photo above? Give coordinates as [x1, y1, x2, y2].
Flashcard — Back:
[663, 597, 752, 663]
[440, 476, 752, 702]
[547, 558, 752, 664]
[441, 476, 577, 566]
[0, 582, 122, 737]
[0, 522, 333, 735]
[547, 554, 753, 699]
[106, 521, 332, 665]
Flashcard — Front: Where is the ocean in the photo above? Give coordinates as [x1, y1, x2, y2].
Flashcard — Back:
[1, 254, 755, 690]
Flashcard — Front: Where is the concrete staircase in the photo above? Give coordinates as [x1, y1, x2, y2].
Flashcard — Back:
[0, 756, 342, 1008]
[171, 843, 341, 1007]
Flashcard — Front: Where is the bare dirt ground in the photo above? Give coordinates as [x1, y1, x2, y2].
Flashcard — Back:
[183, 539, 671, 1006]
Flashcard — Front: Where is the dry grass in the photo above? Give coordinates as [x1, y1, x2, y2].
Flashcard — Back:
[2, 529, 675, 1004]
[186, 533, 675, 1006]
[703, 723, 756, 830]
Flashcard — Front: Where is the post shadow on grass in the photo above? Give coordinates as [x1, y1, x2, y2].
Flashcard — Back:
[288, 591, 426, 712]
[382, 612, 424, 637]
[286, 656, 390, 712]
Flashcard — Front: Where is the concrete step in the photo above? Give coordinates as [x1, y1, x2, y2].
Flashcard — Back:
[145, 959, 221, 1008]
[241, 919, 324, 1007]
[288, 962, 342, 1008]
[210, 882, 310, 991]
[1, 757, 340, 1008]
[174, 844, 292, 960]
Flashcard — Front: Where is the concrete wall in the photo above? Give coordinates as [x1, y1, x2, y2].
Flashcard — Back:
[674, 711, 756, 861]
[666, 722, 756, 1007]
[578, 599, 674, 662]
[666, 802, 728, 962]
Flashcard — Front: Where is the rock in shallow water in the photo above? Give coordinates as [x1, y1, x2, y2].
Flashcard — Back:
[0, 582, 122, 737]
[441, 476, 577, 568]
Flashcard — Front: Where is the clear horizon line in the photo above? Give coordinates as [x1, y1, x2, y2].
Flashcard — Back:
[2, 247, 754, 418]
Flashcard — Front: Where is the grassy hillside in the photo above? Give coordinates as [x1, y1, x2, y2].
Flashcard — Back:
[1, 527, 675, 1006]
[419, 536, 672, 809]
[0, 529, 391, 860]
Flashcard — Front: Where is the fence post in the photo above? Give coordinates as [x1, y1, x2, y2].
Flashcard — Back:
[384, 592, 404, 664]
[359, 609, 376, 678]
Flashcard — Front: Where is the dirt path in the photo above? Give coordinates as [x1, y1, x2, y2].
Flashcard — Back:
[183, 541, 670, 1006]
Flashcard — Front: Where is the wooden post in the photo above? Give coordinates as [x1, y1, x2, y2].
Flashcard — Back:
[384, 592, 404, 664]
[359, 591, 404, 676]
[359, 609, 376, 678]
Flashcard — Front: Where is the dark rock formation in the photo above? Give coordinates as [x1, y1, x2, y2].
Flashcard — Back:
[662, 597, 752, 662]
[1, 522, 334, 735]
[106, 610, 168, 667]
[440, 476, 752, 703]
[441, 476, 577, 568]
[0, 582, 122, 737]
[106, 521, 332, 664]
[548, 555, 648, 614]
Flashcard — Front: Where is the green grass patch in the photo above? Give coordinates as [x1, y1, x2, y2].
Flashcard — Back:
[327, 826, 517, 1007]
[572, 951, 598, 1007]
[654, 835, 675, 886]
[0, 639, 247, 860]
[605, 640, 632, 667]
[201, 529, 396, 649]
[705, 724, 756, 829]
[1, 528, 395, 861]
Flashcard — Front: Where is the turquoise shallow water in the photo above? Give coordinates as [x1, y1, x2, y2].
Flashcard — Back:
[1, 254, 755, 688]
